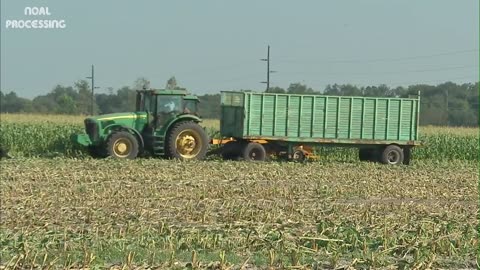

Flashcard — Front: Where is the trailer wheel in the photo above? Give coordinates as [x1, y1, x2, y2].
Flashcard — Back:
[222, 141, 242, 160]
[292, 149, 306, 162]
[242, 142, 266, 161]
[380, 145, 404, 165]
[106, 131, 139, 159]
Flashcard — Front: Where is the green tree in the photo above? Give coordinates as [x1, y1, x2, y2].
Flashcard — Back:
[134, 77, 150, 90]
[391, 86, 408, 97]
[339, 84, 362, 96]
[32, 95, 57, 113]
[116, 87, 137, 112]
[324, 84, 362, 96]
[0, 91, 32, 112]
[266, 87, 286, 93]
[363, 84, 392, 97]
[324, 84, 341, 95]
[74, 80, 94, 115]
[287, 83, 317, 94]
[56, 94, 77, 114]
[198, 94, 221, 118]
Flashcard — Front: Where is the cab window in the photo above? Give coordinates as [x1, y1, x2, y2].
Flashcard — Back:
[144, 94, 154, 112]
[183, 100, 197, 114]
[157, 95, 181, 114]
[136, 92, 155, 112]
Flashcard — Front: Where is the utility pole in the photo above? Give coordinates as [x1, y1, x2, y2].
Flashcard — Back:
[86, 65, 99, 115]
[260, 45, 276, 91]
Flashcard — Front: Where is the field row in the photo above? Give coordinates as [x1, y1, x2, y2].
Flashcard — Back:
[2, 113, 478, 136]
[1, 158, 477, 269]
[0, 120, 478, 161]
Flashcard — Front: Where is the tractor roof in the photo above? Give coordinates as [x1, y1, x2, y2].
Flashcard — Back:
[137, 88, 199, 100]
[136, 88, 187, 95]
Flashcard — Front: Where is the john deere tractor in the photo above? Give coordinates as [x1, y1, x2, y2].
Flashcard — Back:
[72, 88, 210, 160]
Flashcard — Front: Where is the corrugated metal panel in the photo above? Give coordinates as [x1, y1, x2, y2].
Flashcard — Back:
[220, 91, 419, 143]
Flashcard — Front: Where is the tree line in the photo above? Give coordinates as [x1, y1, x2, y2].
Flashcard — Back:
[0, 78, 478, 127]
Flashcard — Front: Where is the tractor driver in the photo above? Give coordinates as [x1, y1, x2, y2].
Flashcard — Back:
[164, 100, 176, 112]
[159, 96, 179, 114]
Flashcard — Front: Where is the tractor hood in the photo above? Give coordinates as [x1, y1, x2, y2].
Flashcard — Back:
[89, 112, 147, 122]
[87, 112, 148, 129]
[73, 112, 149, 147]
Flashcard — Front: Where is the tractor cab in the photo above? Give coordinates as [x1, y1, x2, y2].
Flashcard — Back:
[136, 88, 200, 114]
[135, 89, 201, 130]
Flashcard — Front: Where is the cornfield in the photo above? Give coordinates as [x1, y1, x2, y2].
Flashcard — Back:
[1, 159, 477, 269]
[0, 113, 478, 269]
[0, 114, 477, 161]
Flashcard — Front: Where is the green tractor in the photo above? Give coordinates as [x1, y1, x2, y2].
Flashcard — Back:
[72, 88, 210, 160]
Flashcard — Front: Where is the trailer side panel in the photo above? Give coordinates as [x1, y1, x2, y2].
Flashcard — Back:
[220, 91, 419, 144]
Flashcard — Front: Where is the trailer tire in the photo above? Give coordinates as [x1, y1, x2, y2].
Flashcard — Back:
[106, 131, 139, 159]
[242, 142, 266, 161]
[292, 149, 306, 162]
[380, 145, 404, 165]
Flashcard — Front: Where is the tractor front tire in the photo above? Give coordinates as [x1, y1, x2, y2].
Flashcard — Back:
[166, 121, 209, 160]
[106, 131, 139, 159]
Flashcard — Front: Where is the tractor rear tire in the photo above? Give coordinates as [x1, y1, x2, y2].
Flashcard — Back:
[241, 142, 266, 161]
[106, 131, 139, 159]
[166, 121, 209, 160]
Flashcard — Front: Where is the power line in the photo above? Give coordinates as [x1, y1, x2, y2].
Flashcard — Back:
[214, 72, 261, 83]
[179, 60, 256, 76]
[281, 65, 478, 77]
[293, 75, 478, 92]
[385, 75, 479, 86]
[275, 49, 478, 64]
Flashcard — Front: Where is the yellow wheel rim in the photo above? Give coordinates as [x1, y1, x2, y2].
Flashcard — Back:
[175, 129, 203, 159]
[113, 138, 132, 158]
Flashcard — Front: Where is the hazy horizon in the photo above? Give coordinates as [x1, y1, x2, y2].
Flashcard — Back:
[1, 0, 478, 99]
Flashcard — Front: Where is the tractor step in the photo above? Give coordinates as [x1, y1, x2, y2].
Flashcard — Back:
[152, 135, 166, 156]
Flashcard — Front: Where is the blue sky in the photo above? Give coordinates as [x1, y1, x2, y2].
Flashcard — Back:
[1, 0, 478, 98]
